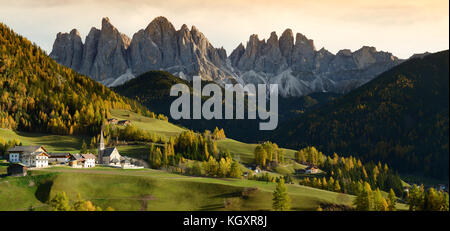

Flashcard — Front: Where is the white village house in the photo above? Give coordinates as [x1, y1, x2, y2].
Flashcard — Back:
[82, 154, 96, 168]
[7, 146, 50, 168]
[68, 153, 96, 168]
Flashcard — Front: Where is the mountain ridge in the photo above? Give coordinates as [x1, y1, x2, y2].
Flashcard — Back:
[50, 16, 402, 97]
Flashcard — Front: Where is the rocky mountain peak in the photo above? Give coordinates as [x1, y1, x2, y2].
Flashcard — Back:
[294, 33, 315, 50]
[281, 29, 294, 39]
[50, 28, 83, 70]
[69, 29, 80, 37]
[51, 18, 402, 96]
[337, 49, 352, 56]
[180, 24, 189, 32]
[146, 16, 175, 32]
[229, 43, 246, 67]
[268, 32, 278, 44]
[229, 29, 401, 96]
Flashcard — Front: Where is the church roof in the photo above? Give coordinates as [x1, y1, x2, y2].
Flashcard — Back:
[103, 147, 119, 157]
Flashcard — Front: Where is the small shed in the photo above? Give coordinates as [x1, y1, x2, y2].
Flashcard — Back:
[305, 166, 319, 174]
[107, 118, 119, 124]
[117, 120, 131, 126]
[7, 163, 27, 177]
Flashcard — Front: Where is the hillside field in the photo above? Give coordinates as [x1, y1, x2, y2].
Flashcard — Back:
[0, 167, 409, 211]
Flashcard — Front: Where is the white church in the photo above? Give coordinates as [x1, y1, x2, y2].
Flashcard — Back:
[97, 130, 143, 169]
[97, 130, 122, 165]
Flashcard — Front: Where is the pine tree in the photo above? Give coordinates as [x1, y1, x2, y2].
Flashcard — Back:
[152, 148, 162, 169]
[272, 179, 291, 211]
[218, 157, 231, 177]
[334, 180, 341, 192]
[387, 188, 397, 211]
[49, 192, 72, 211]
[408, 184, 425, 211]
[80, 140, 88, 154]
[354, 182, 373, 211]
[204, 156, 218, 177]
[73, 193, 98, 211]
[229, 161, 242, 178]
[424, 188, 441, 211]
[373, 188, 388, 211]
[443, 192, 449, 211]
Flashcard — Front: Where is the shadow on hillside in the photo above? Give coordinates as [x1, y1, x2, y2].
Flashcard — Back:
[198, 204, 224, 211]
[15, 131, 85, 151]
[213, 192, 243, 199]
[35, 180, 54, 203]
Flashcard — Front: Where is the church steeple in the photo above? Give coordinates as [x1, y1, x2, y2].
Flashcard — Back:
[98, 129, 105, 164]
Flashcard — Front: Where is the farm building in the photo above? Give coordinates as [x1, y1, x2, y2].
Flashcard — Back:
[7, 163, 27, 177]
[305, 166, 319, 174]
[117, 120, 131, 126]
[48, 153, 71, 164]
[68, 153, 96, 168]
[107, 118, 118, 124]
[81, 154, 96, 168]
[7, 146, 49, 168]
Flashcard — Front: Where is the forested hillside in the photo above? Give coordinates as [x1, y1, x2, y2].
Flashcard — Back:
[274, 51, 449, 180]
[0, 23, 154, 135]
[113, 71, 339, 142]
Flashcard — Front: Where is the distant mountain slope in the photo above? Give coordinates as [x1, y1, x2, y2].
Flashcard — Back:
[273, 50, 449, 180]
[0, 22, 152, 135]
[50, 17, 401, 97]
[113, 70, 340, 142]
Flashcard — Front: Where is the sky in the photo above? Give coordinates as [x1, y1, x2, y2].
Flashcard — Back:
[0, 0, 448, 59]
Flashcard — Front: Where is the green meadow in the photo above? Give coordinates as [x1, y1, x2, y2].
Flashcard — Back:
[0, 168, 347, 211]
[110, 109, 185, 137]
[0, 110, 410, 211]
[0, 167, 408, 211]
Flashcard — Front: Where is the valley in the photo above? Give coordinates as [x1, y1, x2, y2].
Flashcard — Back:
[0, 16, 448, 212]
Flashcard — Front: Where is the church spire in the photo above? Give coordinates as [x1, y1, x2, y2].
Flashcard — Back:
[98, 128, 105, 164]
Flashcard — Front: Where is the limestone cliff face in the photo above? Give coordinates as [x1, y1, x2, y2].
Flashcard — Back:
[51, 17, 130, 82]
[50, 29, 83, 70]
[229, 30, 402, 96]
[51, 17, 402, 96]
[128, 17, 230, 81]
[51, 17, 231, 86]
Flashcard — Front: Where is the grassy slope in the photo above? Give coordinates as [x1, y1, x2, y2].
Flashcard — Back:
[0, 173, 56, 211]
[0, 111, 409, 211]
[110, 109, 185, 137]
[1, 110, 298, 165]
[217, 138, 303, 166]
[0, 167, 408, 211]
[1, 167, 361, 211]
[0, 128, 85, 153]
